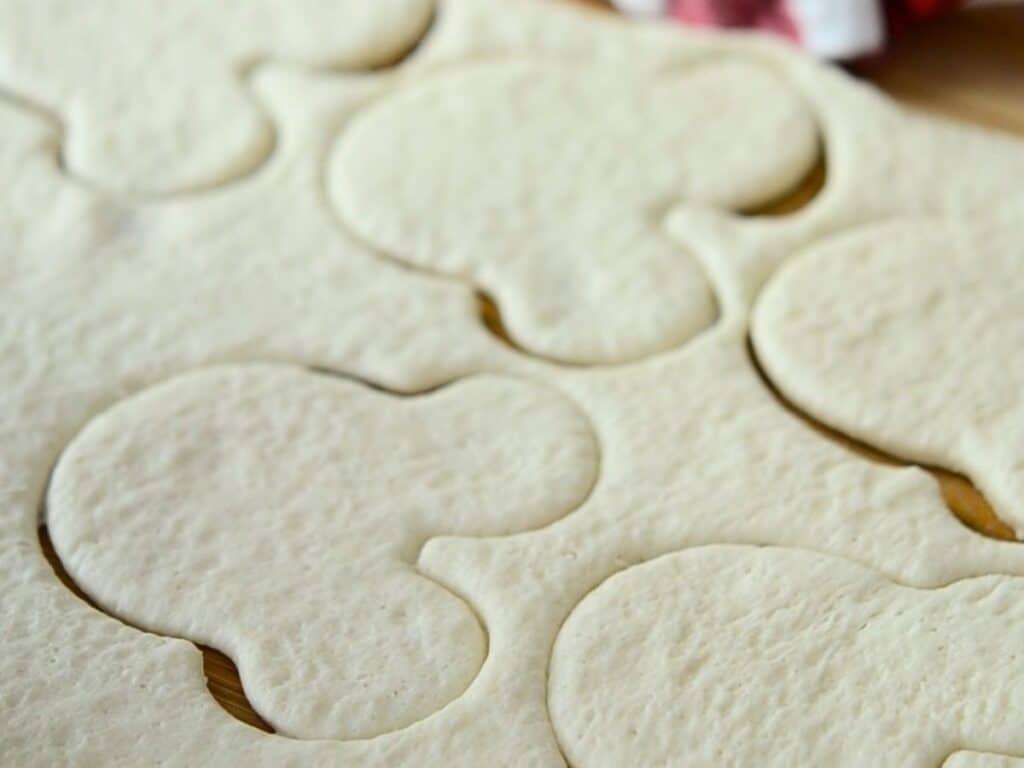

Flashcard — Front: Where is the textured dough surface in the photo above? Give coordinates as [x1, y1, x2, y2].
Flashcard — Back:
[550, 546, 1024, 767]
[0, 0, 434, 195]
[331, 58, 817, 364]
[946, 754, 1024, 768]
[48, 365, 596, 739]
[752, 209, 1024, 533]
[2, 0, 1024, 765]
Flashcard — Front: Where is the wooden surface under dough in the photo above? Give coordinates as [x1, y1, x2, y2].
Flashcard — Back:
[39, 0, 1024, 739]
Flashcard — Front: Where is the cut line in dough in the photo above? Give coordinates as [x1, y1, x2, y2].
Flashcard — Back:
[751, 211, 1024, 536]
[740, 152, 827, 218]
[746, 337, 1017, 542]
[37, 525, 273, 733]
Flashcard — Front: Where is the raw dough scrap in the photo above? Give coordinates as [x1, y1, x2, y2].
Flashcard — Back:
[0, 0, 434, 195]
[752, 208, 1024, 534]
[330, 58, 818, 364]
[549, 545, 1024, 767]
[47, 365, 597, 739]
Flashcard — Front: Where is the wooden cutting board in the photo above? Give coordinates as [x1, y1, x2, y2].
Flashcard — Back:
[853, 5, 1024, 136]
[41, 0, 1024, 739]
[574, 1, 1024, 136]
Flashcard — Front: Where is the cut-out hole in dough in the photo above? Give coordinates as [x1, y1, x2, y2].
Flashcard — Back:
[747, 337, 1016, 541]
[478, 291, 516, 350]
[739, 151, 827, 217]
[38, 525, 273, 733]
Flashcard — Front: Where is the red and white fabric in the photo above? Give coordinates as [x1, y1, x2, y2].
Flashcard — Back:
[609, 0, 998, 58]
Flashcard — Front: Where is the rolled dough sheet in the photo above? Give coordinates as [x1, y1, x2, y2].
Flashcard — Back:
[3, 0, 1024, 765]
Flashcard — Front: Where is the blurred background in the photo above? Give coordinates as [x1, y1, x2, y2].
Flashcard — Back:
[575, 0, 1024, 135]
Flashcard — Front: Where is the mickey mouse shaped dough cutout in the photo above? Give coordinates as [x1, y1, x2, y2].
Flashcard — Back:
[551, 545, 1024, 767]
[330, 59, 818, 365]
[753, 207, 1024, 535]
[47, 365, 597, 739]
[0, 0, 434, 195]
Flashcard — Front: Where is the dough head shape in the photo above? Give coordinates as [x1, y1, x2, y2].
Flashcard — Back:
[0, 0, 434, 195]
[330, 59, 819, 365]
[47, 365, 598, 739]
[550, 545, 1024, 767]
[752, 209, 1024, 534]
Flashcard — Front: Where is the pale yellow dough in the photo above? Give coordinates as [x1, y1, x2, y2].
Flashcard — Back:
[331, 58, 817, 364]
[3, 0, 1024, 766]
[752, 208, 1024, 534]
[48, 365, 597, 740]
[0, 0, 434, 195]
[551, 546, 1024, 767]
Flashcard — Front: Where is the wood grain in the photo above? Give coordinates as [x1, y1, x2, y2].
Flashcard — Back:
[38, 0, 1024, 737]
[854, 7, 1024, 136]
